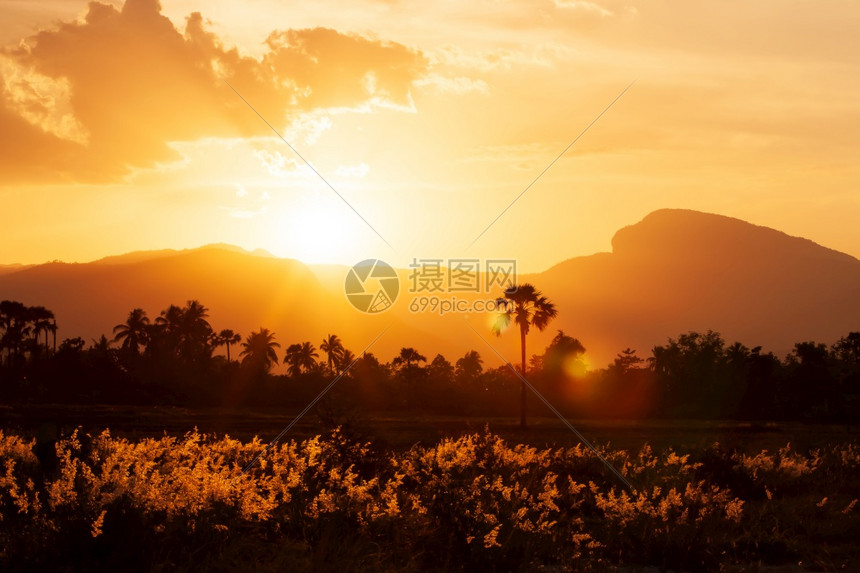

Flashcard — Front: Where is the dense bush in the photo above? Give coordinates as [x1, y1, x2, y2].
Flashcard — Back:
[1, 428, 857, 571]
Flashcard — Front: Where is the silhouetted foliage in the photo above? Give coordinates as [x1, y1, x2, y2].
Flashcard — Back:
[212, 329, 241, 363]
[492, 283, 558, 428]
[240, 328, 281, 379]
[284, 341, 318, 377]
[455, 350, 483, 386]
[112, 308, 150, 357]
[320, 334, 345, 374]
[2, 298, 858, 423]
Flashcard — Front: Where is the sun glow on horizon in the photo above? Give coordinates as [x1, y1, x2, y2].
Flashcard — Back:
[264, 198, 370, 264]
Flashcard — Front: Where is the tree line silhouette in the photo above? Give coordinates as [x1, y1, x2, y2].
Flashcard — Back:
[0, 297, 857, 422]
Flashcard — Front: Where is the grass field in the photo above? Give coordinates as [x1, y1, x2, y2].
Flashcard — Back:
[1, 405, 858, 571]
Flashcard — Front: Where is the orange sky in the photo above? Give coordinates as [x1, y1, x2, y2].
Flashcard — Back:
[2, 0, 858, 272]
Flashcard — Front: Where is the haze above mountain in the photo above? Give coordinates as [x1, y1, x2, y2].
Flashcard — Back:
[1, 209, 857, 368]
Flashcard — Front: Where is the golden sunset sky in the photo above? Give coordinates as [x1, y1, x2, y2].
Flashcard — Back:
[2, 0, 858, 272]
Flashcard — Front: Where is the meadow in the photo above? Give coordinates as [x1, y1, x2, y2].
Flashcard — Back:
[1, 413, 857, 571]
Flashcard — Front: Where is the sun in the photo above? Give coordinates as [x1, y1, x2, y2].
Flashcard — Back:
[263, 196, 372, 265]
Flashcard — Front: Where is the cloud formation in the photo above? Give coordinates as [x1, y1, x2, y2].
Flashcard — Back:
[0, 0, 426, 183]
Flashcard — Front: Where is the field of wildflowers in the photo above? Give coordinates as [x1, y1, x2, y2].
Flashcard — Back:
[1, 427, 857, 571]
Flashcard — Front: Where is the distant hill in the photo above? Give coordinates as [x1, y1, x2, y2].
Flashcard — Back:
[1, 210, 857, 368]
[0, 246, 454, 371]
[0, 264, 31, 277]
[532, 209, 860, 363]
[90, 244, 274, 266]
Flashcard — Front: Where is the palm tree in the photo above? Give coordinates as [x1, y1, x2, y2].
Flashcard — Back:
[49, 319, 58, 354]
[153, 301, 213, 363]
[320, 334, 345, 374]
[491, 283, 558, 429]
[339, 349, 357, 371]
[113, 308, 150, 355]
[300, 342, 319, 371]
[240, 328, 281, 373]
[391, 347, 427, 371]
[29, 306, 55, 356]
[154, 304, 183, 354]
[284, 342, 319, 377]
[390, 347, 428, 406]
[182, 300, 210, 333]
[0, 300, 31, 367]
[215, 329, 242, 362]
[178, 300, 213, 362]
[155, 304, 183, 332]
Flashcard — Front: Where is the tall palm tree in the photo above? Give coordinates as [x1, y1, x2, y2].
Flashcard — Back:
[240, 328, 281, 373]
[491, 283, 558, 429]
[215, 329, 242, 362]
[113, 308, 150, 355]
[284, 342, 319, 377]
[320, 334, 345, 374]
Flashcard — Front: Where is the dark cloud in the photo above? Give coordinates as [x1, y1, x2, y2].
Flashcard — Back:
[0, 0, 426, 183]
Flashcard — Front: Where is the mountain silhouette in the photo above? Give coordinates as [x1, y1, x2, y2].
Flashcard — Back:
[0, 264, 30, 277]
[532, 209, 860, 363]
[90, 244, 275, 266]
[0, 209, 857, 367]
[0, 246, 450, 369]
